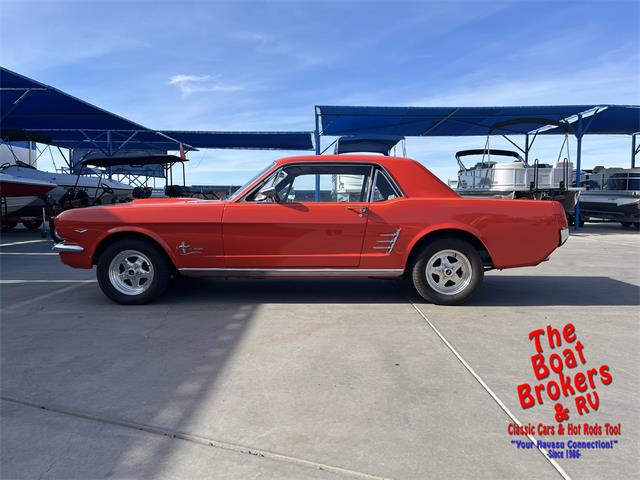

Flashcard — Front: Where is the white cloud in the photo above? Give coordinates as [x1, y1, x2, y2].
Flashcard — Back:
[167, 74, 243, 96]
[168, 74, 211, 85]
[231, 31, 275, 43]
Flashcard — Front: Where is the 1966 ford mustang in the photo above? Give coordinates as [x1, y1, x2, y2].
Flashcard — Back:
[53, 155, 569, 305]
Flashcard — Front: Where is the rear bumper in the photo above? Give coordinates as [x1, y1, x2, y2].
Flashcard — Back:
[52, 242, 84, 253]
[560, 227, 569, 246]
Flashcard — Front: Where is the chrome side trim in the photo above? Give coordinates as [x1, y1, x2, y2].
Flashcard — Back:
[178, 268, 404, 278]
[52, 242, 84, 253]
[373, 229, 401, 254]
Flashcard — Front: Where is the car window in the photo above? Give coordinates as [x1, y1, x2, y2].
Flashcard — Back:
[250, 164, 372, 203]
[226, 162, 275, 201]
[371, 169, 400, 202]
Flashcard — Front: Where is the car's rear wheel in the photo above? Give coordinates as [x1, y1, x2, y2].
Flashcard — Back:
[411, 238, 483, 305]
[97, 238, 170, 305]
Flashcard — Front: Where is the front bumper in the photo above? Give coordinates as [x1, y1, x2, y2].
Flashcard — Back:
[52, 242, 84, 253]
[559, 227, 569, 246]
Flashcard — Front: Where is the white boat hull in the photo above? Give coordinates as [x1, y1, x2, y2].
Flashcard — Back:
[1, 165, 132, 204]
[457, 162, 573, 192]
[579, 191, 640, 221]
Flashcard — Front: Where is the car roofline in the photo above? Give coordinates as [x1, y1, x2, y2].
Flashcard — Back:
[274, 154, 412, 166]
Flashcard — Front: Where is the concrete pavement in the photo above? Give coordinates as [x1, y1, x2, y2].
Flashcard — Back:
[1, 224, 638, 479]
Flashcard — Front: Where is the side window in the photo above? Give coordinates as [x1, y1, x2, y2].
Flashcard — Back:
[275, 164, 372, 203]
[244, 170, 282, 202]
[371, 169, 400, 202]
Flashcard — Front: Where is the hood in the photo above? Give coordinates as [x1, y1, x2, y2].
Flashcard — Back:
[55, 197, 224, 226]
[129, 197, 224, 206]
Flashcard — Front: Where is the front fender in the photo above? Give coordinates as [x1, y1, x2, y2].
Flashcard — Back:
[92, 226, 178, 265]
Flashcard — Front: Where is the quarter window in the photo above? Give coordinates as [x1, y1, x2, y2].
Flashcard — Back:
[371, 169, 400, 201]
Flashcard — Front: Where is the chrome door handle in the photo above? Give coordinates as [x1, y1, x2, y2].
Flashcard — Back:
[347, 206, 368, 216]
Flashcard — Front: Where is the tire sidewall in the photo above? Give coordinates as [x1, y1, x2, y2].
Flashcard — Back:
[97, 238, 170, 305]
[411, 238, 483, 305]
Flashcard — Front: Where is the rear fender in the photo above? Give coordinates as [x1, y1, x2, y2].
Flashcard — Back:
[404, 223, 494, 267]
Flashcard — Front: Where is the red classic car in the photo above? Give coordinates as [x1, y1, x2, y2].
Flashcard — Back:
[53, 155, 569, 305]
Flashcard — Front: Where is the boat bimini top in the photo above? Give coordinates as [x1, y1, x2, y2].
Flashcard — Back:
[457, 117, 575, 192]
[455, 149, 524, 171]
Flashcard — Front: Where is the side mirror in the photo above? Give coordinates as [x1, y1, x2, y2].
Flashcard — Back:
[260, 185, 280, 203]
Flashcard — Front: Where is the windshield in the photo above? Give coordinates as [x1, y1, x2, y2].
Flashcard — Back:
[226, 162, 276, 201]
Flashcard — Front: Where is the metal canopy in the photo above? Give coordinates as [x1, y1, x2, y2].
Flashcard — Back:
[334, 134, 404, 155]
[315, 104, 640, 231]
[0, 67, 189, 154]
[315, 105, 640, 137]
[160, 130, 314, 150]
[82, 154, 186, 168]
[542, 106, 640, 136]
[80, 154, 187, 180]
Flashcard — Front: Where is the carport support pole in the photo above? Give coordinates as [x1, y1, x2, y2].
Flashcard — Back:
[314, 110, 321, 201]
[574, 115, 583, 231]
[632, 134, 637, 168]
[107, 130, 113, 180]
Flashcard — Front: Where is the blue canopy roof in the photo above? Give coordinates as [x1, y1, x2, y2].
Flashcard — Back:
[316, 105, 640, 137]
[160, 131, 313, 150]
[1, 67, 313, 153]
[335, 134, 404, 155]
[543, 105, 640, 135]
[0, 67, 188, 153]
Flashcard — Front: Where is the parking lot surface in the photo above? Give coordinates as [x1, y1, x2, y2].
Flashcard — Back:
[1, 224, 638, 479]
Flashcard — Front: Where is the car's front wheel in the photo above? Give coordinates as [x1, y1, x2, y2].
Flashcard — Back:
[96, 238, 170, 305]
[411, 238, 483, 305]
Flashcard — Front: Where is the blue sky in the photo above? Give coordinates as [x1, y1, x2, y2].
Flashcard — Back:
[1, 0, 638, 184]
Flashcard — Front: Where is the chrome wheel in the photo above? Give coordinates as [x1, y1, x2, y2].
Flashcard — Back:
[425, 249, 473, 296]
[108, 250, 154, 296]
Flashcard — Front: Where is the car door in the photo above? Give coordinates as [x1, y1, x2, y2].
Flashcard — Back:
[360, 167, 409, 270]
[222, 163, 372, 268]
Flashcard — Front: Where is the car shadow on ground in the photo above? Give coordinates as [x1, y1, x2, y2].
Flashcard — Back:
[158, 275, 639, 307]
[1, 291, 261, 479]
[462, 275, 639, 307]
[161, 277, 411, 305]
